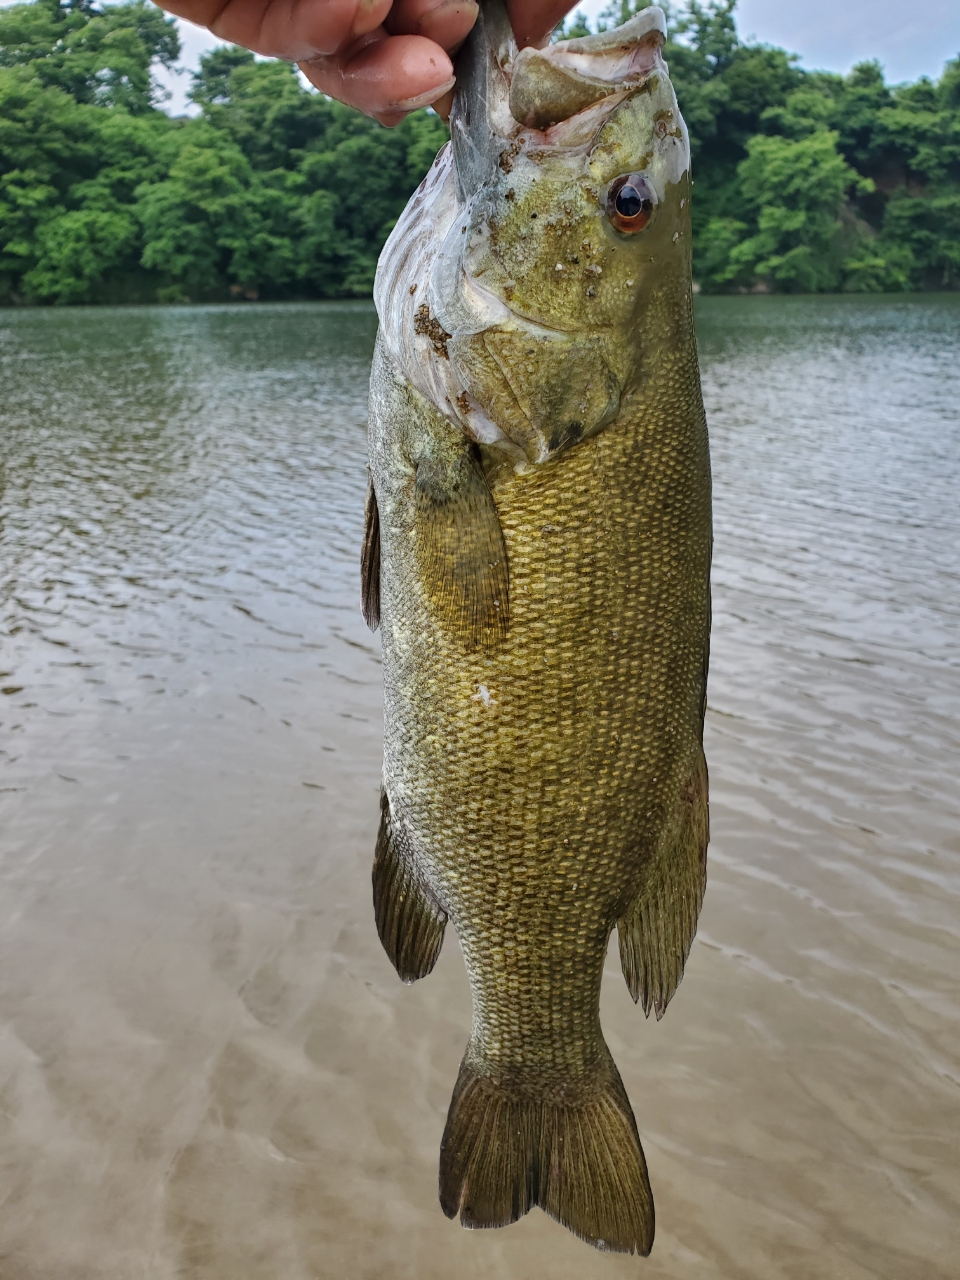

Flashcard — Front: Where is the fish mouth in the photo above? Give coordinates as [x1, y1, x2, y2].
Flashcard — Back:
[509, 12, 666, 131]
[449, 1, 668, 193]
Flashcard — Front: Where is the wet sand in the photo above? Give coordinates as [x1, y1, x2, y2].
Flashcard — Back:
[0, 298, 958, 1278]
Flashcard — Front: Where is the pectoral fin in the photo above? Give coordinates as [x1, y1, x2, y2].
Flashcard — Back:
[618, 751, 709, 1019]
[414, 446, 509, 649]
[361, 475, 381, 632]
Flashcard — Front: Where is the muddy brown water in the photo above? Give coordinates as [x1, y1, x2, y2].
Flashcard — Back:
[0, 297, 958, 1279]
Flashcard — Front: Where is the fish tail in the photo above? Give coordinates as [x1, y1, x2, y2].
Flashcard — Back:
[438, 1052, 654, 1254]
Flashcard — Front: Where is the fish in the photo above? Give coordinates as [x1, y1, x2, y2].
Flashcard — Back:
[363, 1, 711, 1255]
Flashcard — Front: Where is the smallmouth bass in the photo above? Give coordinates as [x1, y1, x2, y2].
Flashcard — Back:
[363, 2, 711, 1254]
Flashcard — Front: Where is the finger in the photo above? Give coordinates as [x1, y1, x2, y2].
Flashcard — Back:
[385, 0, 478, 53]
[300, 32, 455, 124]
[156, 0, 393, 62]
[507, 0, 578, 49]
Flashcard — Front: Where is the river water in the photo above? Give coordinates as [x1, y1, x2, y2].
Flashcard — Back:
[0, 296, 958, 1280]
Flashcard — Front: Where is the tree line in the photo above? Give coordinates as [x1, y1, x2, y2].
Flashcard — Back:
[1, 0, 957, 305]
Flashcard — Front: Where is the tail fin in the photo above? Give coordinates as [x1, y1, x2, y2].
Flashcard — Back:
[439, 1055, 654, 1255]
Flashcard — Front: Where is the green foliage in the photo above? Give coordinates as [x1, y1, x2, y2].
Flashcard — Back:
[701, 131, 873, 291]
[583, 1, 959, 292]
[0, 0, 179, 112]
[553, 10, 593, 41]
[0, 0, 447, 303]
[1, 0, 958, 303]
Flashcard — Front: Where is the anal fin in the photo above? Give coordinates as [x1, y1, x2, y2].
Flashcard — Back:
[373, 790, 446, 983]
[618, 750, 709, 1019]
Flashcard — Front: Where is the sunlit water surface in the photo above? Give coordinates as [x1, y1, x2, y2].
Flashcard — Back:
[1, 297, 958, 1279]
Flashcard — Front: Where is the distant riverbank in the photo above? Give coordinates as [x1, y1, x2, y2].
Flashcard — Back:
[2, 0, 959, 308]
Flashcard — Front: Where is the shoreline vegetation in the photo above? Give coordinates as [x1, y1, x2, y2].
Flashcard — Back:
[1, 0, 958, 306]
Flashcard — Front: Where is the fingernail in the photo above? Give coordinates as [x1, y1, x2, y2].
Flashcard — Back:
[415, 0, 478, 44]
[420, 0, 478, 23]
[351, 0, 393, 41]
[390, 74, 456, 112]
[432, 86, 455, 121]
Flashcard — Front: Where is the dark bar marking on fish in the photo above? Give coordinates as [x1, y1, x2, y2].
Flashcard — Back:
[439, 1052, 654, 1254]
[373, 790, 447, 983]
[413, 447, 509, 650]
[361, 475, 381, 632]
[617, 750, 709, 1018]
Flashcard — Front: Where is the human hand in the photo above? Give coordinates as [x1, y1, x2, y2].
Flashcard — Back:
[154, 0, 578, 124]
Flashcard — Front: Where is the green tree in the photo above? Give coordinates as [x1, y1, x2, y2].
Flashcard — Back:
[0, 56, 181, 301]
[0, 0, 179, 112]
[137, 130, 267, 298]
[732, 129, 875, 290]
[23, 204, 137, 300]
[553, 9, 593, 40]
[2, 0, 959, 302]
[0, 0, 183, 301]
[703, 131, 872, 291]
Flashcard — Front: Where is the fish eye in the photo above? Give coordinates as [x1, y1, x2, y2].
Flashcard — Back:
[606, 174, 657, 234]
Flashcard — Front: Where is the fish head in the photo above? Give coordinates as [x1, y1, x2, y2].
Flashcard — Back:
[374, 3, 692, 467]
[442, 2, 691, 465]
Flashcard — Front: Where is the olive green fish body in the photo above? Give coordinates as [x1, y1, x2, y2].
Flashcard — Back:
[365, 3, 711, 1254]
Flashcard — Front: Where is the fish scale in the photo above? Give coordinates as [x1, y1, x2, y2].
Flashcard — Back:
[364, 2, 711, 1255]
